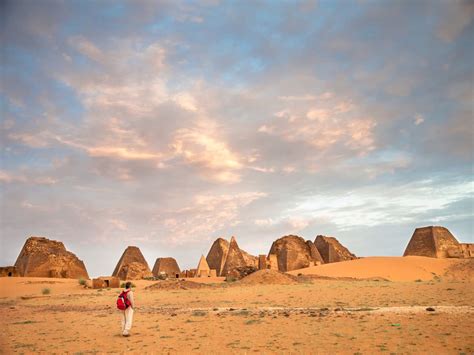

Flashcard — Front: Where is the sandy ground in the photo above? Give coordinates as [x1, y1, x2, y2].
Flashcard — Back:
[1, 257, 473, 354]
[288, 256, 470, 281]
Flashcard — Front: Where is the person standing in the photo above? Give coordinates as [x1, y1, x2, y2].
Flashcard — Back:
[120, 281, 135, 337]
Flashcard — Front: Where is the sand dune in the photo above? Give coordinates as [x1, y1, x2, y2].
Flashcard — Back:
[288, 256, 472, 281]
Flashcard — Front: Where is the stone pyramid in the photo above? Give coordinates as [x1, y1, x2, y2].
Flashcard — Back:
[221, 236, 247, 276]
[403, 226, 461, 258]
[14, 236, 89, 278]
[241, 249, 258, 268]
[314, 235, 356, 263]
[152, 257, 181, 278]
[306, 240, 324, 264]
[206, 236, 258, 276]
[268, 235, 323, 272]
[206, 238, 230, 276]
[112, 246, 152, 280]
[196, 255, 210, 276]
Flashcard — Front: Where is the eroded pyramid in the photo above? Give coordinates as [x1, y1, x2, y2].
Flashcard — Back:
[314, 235, 357, 263]
[221, 237, 248, 276]
[152, 257, 181, 278]
[206, 238, 230, 276]
[403, 226, 461, 258]
[14, 236, 89, 278]
[268, 235, 323, 272]
[206, 236, 258, 276]
[306, 240, 324, 264]
[112, 246, 152, 280]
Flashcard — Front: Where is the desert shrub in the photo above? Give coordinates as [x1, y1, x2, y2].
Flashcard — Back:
[245, 319, 260, 325]
[120, 282, 136, 288]
[236, 310, 250, 316]
[78, 278, 86, 286]
[13, 320, 36, 325]
[42, 288, 50, 295]
[225, 276, 237, 282]
[192, 310, 207, 317]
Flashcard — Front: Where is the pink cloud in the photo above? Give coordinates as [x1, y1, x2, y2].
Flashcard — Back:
[172, 124, 245, 183]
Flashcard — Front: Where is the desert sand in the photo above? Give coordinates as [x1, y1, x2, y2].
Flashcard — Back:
[288, 256, 473, 281]
[1, 256, 473, 354]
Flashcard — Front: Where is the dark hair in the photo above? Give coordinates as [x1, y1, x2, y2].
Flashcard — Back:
[125, 281, 132, 289]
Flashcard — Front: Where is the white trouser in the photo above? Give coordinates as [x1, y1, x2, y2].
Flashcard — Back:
[121, 307, 134, 334]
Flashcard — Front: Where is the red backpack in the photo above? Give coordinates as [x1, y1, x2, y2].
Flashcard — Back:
[117, 290, 131, 310]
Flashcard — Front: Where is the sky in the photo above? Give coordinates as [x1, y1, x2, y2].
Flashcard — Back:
[1, 0, 473, 277]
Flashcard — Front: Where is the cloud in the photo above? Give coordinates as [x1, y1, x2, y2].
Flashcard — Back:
[55, 134, 163, 161]
[288, 178, 472, 230]
[436, 0, 474, 42]
[1, 0, 472, 276]
[172, 123, 246, 183]
[254, 218, 275, 227]
[151, 191, 267, 245]
[68, 36, 105, 63]
[0, 170, 58, 185]
[259, 98, 376, 155]
[173, 92, 198, 112]
[414, 114, 425, 125]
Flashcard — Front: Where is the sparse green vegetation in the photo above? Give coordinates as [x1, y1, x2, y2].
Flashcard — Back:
[192, 310, 207, 317]
[235, 310, 250, 316]
[143, 276, 158, 281]
[245, 319, 261, 325]
[120, 282, 136, 288]
[12, 320, 37, 325]
[78, 278, 86, 286]
[41, 288, 50, 295]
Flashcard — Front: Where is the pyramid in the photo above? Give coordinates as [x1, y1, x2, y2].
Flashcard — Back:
[206, 238, 230, 276]
[221, 237, 247, 276]
[206, 236, 258, 276]
[314, 235, 356, 263]
[403, 226, 461, 258]
[152, 257, 181, 278]
[241, 249, 258, 268]
[112, 246, 152, 280]
[14, 236, 89, 278]
[268, 235, 323, 272]
[306, 240, 324, 264]
[196, 255, 211, 277]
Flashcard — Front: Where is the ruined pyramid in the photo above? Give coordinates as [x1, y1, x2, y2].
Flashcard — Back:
[152, 257, 181, 278]
[206, 236, 258, 276]
[314, 235, 357, 263]
[112, 246, 153, 280]
[306, 240, 324, 264]
[206, 238, 230, 276]
[403, 226, 467, 258]
[221, 237, 248, 276]
[268, 235, 324, 272]
[14, 236, 89, 278]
